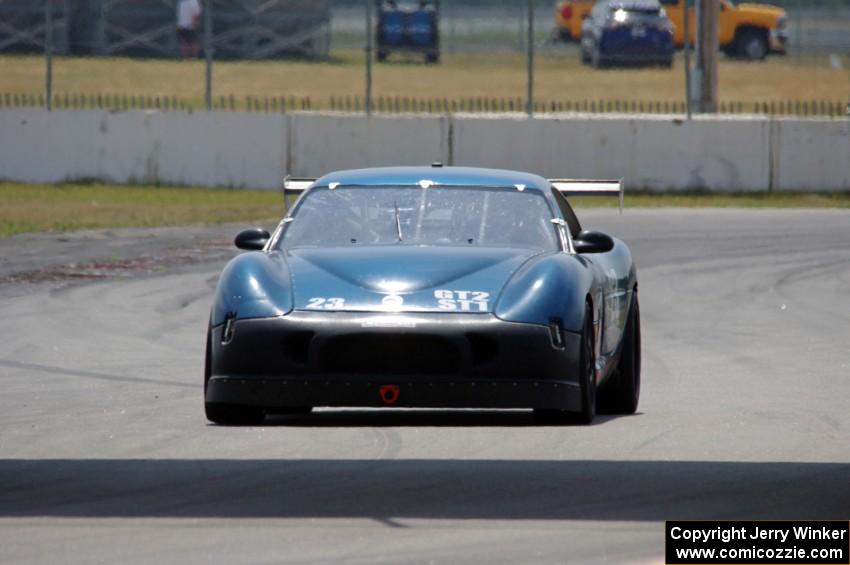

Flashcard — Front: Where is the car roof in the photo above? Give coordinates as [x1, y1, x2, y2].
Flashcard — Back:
[603, 0, 661, 10]
[313, 166, 552, 193]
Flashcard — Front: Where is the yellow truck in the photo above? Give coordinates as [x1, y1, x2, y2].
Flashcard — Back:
[554, 0, 788, 60]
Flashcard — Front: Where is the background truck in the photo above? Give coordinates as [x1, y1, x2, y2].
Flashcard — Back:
[554, 0, 788, 60]
[376, 0, 441, 63]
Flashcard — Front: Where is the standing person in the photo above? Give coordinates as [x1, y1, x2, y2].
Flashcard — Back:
[177, 0, 202, 58]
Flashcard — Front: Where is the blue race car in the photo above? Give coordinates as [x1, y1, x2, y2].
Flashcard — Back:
[205, 166, 640, 425]
[580, 0, 674, 68]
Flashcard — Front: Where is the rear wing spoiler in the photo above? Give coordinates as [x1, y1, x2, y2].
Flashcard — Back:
[549, 178, 625, 214]
[283, 176, 626, 213]
[282, 176, 316, 212]
[283, 176, 315, 193]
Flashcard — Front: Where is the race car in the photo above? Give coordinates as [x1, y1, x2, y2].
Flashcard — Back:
[580, 0, 675, 69]
[204, 166, 640, 425]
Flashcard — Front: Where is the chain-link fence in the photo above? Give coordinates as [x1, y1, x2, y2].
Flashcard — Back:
[0, 0, 848, 116]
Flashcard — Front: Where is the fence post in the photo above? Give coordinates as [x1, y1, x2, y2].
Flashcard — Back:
[45, 0, 53, 111]
[526, 0, 534, 118]
[365, 0, 373, 116]
[683, 0, 692, 118]
[447, 0, 455, 55]
[795, 8, 802, 62]
[204, 0, 213, 111]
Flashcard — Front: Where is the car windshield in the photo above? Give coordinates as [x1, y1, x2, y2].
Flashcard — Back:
[279, 185, 559, 251]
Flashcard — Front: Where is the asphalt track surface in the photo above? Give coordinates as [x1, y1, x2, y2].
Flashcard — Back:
[1, 209, 848, 564]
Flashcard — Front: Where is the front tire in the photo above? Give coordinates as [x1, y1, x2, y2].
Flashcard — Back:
[576, 303, 597, 423]
[204, 327, 266, 425]
[535, 302, 597, 424]
[735, 29, 768, 60]
[599, 292, 641, 414]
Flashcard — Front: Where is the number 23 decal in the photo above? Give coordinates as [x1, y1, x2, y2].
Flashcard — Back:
[306, 297, 346, 310]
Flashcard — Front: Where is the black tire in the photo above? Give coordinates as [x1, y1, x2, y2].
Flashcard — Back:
[203, 326, 212, 395]
[425, 51, 439, 64]
[377, 49, 388, 62]
[735, 29, 768, 60]
[576, 303, 597, 423]
[535, 302, 596, 424]
[599, 292, 641, 414]
[203, 327, 266, 425]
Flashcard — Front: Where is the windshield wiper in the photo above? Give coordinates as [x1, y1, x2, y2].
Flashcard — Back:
[394, 200, 403, 242]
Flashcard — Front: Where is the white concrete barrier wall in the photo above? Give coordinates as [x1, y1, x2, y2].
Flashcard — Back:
[0, 108, 848, 192]
[0, 109, 287, 189]
[288, 113, 449, 176]
[451, 114, 772, 192]
[773, 118, 850, 192]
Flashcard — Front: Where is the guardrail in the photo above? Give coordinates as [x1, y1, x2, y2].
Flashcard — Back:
[0, 92, 847, 117]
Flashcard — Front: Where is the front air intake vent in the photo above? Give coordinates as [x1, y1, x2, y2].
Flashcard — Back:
[319, 334, 460, 376]
[466, 333, 499, 367]
[282, 331, 314, 365]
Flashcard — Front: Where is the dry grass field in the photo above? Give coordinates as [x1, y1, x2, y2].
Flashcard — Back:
[0, 183, 282, 237]
[1, 50, 847, 111]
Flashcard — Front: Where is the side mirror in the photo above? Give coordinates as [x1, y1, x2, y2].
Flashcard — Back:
[234, 228, 270, 251]
[573, 230, 614, 254]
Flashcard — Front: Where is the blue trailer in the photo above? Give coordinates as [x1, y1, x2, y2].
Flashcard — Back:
[376, 0, 440, 64]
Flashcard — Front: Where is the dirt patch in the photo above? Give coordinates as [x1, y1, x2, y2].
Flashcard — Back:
[0, 223, 263, 293]
[0, 238, 233, 285]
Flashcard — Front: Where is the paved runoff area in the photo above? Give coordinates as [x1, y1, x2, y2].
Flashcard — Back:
[0, 209, 848, 564]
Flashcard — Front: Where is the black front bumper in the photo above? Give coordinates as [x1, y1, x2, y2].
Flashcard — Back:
[206, 312, 582, 410]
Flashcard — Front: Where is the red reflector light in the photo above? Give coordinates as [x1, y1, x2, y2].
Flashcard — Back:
[561, 4, 573, 20]
[379, 385, 400, 405]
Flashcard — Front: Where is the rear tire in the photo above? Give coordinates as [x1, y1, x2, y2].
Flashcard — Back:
[599, 292, 641, 414]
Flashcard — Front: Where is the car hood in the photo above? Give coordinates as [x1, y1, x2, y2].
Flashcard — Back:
[736, 3, 785, 18]
[285, 246, 543, 313]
